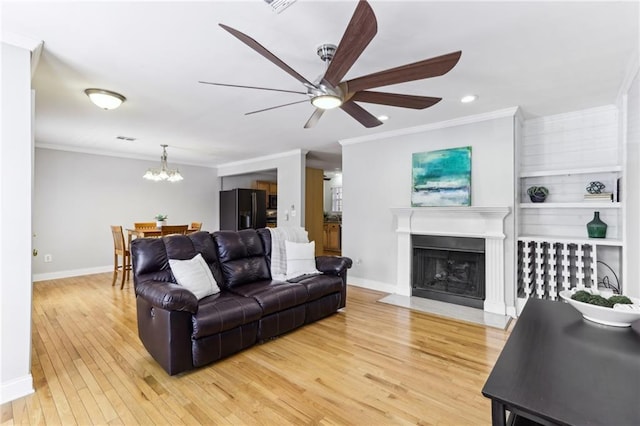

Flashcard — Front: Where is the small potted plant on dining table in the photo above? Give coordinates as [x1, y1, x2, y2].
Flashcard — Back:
[155, 214, 167, 227]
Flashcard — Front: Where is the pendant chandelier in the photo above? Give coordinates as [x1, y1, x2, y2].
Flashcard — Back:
[143, 145, 184, 182]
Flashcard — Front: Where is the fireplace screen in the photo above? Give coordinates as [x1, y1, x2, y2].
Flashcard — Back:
[412, 235, 485, 309]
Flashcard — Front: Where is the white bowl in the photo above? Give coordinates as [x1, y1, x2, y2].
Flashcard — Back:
[559, 290, 640, 327]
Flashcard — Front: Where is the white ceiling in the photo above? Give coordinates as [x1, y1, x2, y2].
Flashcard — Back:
[2, 1, 638, 170]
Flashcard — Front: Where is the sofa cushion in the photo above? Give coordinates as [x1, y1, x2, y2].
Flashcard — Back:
[192, 292, 262, 339]
[285, 240, 320, 279]
[294, 274, 343, 302]
[229, 279, 308, 316]
[213, 230, 271, 288]
[169, 254, 220, 300]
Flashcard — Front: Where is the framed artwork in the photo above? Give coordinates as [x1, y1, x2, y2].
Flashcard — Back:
[412, 146, 472, 206]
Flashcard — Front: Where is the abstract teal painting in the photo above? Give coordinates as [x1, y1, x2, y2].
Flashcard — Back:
[412, 146, 471, 206]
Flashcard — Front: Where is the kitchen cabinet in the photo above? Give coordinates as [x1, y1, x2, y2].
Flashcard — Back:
[254, 180, 277, 208]
[323, 222, 341, 255]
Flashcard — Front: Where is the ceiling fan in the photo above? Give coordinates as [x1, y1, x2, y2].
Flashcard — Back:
[200, 0, 461, 129]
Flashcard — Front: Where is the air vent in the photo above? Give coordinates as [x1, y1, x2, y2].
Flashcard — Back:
[116, 136, 136, 141]
[264, 0, 296, 14]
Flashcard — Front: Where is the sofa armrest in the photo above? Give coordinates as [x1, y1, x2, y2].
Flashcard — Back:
[315, 256, 353, 275]
[136, 280, 198, 313]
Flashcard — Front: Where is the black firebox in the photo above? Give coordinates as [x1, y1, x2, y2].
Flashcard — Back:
[411, 235, 485, 309]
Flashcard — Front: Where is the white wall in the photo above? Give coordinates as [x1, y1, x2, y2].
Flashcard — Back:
[341, 112, 516, 307]
[1, 42, 34, 403]
[216, 150, 306, 227]
[623, 67, 640, 297]
[32, 148, 218, 280]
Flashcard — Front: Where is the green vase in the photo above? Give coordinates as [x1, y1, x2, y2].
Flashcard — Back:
[586, 211, 607, 238]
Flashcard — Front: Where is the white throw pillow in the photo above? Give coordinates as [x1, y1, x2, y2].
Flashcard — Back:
[169, 253, 220, 300]
[285, 240, 320, 280]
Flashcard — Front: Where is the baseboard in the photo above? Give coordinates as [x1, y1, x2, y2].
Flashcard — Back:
[347, 276, 400, 295]
[1, 374, 34, 404]
[33, 265, 112, 282]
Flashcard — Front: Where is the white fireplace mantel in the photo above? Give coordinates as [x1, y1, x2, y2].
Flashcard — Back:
[391, 206, 511, 315]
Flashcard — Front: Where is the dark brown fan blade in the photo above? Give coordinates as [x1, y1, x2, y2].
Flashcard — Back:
[245, 99, 309, 116]
[199, 81, 306, 95]
[322, 0, 377, 87]
[340, 101, 383, 128]
[304, 109, 325, 129]
[219, 24, 313, 86]
[351, 91, 441, 109]
[345, 51, 462, 93]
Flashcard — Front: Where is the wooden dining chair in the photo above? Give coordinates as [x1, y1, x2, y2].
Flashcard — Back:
[190, 222, 202, 231]
[134, 222, 157, 230]
[161, 225, 189, 236]
[110, 225, 131, 289]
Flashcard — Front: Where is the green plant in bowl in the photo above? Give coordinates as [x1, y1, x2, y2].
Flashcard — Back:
[154, 214, 167, 221]
[527, 186, 549, 203]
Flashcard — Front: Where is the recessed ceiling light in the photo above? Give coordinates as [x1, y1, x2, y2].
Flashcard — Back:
[461, 95, 478, 103]
[377, 115, 389, 121]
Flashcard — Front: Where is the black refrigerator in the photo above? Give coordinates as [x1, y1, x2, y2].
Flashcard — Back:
[219, 188, 267, 230]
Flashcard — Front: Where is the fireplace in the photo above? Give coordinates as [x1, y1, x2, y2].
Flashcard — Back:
[412, 235, 485, 308]
[391, 207, 510, 315]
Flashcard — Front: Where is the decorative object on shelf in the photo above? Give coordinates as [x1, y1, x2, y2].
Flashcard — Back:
[143, 145, 184, 182]
[586, 181, 606, 194]
[526, 186, 548, 203]
[597, 260, 620, 294]
[586, 211, 607, 238]
[411, 146, 471, 207]
[155, 214, 167, 228]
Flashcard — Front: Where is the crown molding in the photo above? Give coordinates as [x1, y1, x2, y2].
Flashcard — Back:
[339, 107, 519, 146]
[35, 143, 217, 168]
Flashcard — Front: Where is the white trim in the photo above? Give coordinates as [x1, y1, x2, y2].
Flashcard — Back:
[1, 374, 34, 404]
[30, 41, 43, 77]
[33, 265, 112, 282]
[339, 107, 519, 146]
[616, 52, 640, 104]
[34, 144, 217, 168]
[216, 149, 309, 171]
[0, 32, 42, 51]
[347, 277, 398, 295]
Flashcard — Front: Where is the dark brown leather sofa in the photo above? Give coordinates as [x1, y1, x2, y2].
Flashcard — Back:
[131, 229, 352, 375]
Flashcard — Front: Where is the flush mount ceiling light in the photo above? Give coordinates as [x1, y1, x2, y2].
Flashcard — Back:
[143, 145, 184, 182]
[460, 94, 478, 103]
[84, 88, 126, 110]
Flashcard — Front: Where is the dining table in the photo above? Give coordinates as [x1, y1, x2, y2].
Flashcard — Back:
[126, 226, 198, 244]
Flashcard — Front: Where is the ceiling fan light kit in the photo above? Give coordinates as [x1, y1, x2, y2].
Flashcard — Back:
[143, 145, 184, 182]
[202, 0, 461, 128]
[84, 88, 126, 110]
[311, 94, 342, 110]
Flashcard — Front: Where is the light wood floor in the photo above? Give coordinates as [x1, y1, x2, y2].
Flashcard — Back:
[2, 273, 510, 425]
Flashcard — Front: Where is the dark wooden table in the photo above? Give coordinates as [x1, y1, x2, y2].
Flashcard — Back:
[482, 298, 640, 426]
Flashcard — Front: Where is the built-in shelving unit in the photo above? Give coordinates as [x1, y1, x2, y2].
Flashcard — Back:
[517, 105, 624, 299]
